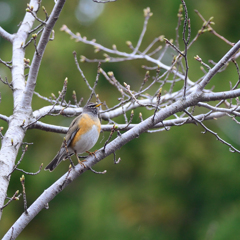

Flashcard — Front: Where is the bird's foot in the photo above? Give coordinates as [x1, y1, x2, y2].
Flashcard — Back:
[78, 159, 86, 168]
[86, 150, 97, 158]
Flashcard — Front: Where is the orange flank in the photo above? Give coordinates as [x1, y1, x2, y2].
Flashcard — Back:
[70, 113, 101, 148]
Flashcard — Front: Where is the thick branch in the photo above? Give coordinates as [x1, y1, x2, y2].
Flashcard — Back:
[22, 0, 66, 110]
[0, 27, 14, 42]
[200, 89, 240, 102]
[0, 114, 9, 123]
[2, 88, 205, 239]
[29, 111, 227, 134]
[0, 0, 40, 220]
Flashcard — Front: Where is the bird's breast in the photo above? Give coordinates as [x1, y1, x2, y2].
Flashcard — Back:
[70, 114, 101, 153]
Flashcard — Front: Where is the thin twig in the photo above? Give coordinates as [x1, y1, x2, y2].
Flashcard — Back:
[7, 145, 29, 178]
[184, 110, 240, 153]
[92, 0, 116, 2]
[32, 34, 39, 55]
[87, 62, 101, 103]
[73, 51, 95, 93]
[1, 191, 20, 210]
[181, 0, 190, 97]
[194, 55, 211, 70]
[25, 78, 68, 129]
[20, 175, 28, 214]
[24, 28, 44, 49]
[16, 163, 43, 176]
[0, 58, 12, 69]
[231, 59, 240, 90]
[29, 22, 44, 34]
[132, 7, 152, 54]
[88, 166, 107, 174]
[103, 125, 118, 151]
[26, 8, 47, 24]
[194, 10, 234, 46]
[164, 38, 183, 56]
[0, 76, 13, 89]
[148, 45, 163, 57]
[60, 166, 72, 190]
[63, 138, 75, 169]
[152, 88, 162, 124]
[122, 110, 134, 130]
[142, 37, 161, 55]
[139, 71, 150, 92]
[113, 152, 121, 164]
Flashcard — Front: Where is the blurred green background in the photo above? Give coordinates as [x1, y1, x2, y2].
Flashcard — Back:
[1, 0, 240, 239]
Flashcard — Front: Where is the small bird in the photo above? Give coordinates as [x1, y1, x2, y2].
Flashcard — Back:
[45, 102, 102, 171]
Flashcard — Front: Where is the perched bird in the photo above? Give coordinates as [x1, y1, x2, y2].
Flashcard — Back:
[45, 102, 102, 171]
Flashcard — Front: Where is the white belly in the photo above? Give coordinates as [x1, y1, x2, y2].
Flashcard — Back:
[71, 125, 100, 154]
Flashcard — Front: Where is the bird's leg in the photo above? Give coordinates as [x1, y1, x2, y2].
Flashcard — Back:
[67, 156, 75, 169]
[75, 151, 86, 168]
[64, 138, 75, 169]
[86, 150, 97, 158]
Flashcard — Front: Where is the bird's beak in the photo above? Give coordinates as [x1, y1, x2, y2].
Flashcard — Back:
[95, 103, 103, 107]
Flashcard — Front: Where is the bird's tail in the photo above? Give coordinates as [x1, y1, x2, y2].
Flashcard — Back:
[45, 148, 71, 172]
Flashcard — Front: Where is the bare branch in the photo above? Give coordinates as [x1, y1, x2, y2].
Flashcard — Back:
[60, 25, 191, 85]
[20, 175, 28, 214]
[200, 88, 240, 102]
[22, 0, 67, 109]
[0, 27, 14, 42]
[88, 166, 107, 174]
[184, 110, 240, 153]
[2, 2, 240, 238]
[0, 58, 12, 69]
[0, 76, 13, 89]
[73, 51, 96, 96]
[132, 7, 153, 54]
[0, 0, 41, 221]
[0, 191, 20, 210]
[25, 78, 69, 129]
[26, 7, 47, 24]
[87, 62, 101, 103]
[16, 163, 43, 176]
[7, 145, 29, 178]
[198, 40, 240, 90]
[180, 0, 190, 97]
[92, 0, 116, 2]
[194, 10, 234, 46]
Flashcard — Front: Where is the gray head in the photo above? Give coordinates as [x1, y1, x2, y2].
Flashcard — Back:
[83, 102, 102, 115]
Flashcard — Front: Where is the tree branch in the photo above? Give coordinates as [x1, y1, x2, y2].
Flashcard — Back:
[0, 27, 14, 43]
[0, 0, 40, 220]
[2, 86, 215, 239]
[0, 114, 9, 123]
[22, 0, 67, 110]
[198, 40, 240, 91]
[200, 89, 240, 102]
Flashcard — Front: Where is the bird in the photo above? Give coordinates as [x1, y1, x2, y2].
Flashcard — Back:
[45, 102, 102, 172]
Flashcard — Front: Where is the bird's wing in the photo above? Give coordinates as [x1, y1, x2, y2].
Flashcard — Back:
[65, 115, 81, 147]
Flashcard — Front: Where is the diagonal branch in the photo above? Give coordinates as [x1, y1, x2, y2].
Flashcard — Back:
[2, 87, 208, 239]
[198, 40, 240, 91]
[184, 110, 240, 153]
[22, 0, 67, 110]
